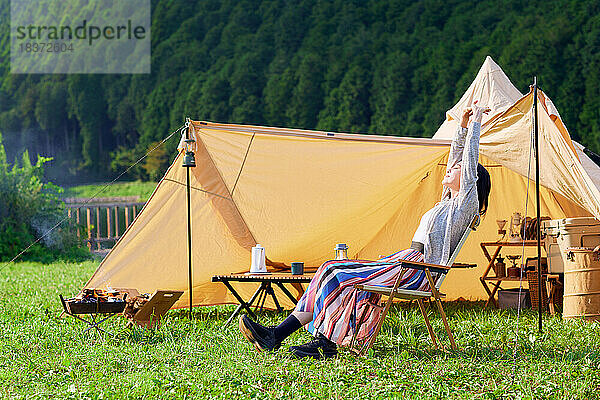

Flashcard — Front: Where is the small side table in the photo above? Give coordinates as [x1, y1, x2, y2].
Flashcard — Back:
[479, 241, 562, 313]
[480, 240, 540, 308]
[212, 274, 312, 327]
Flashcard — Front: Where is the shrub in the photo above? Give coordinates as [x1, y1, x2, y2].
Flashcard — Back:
[0, 132, 90, 263]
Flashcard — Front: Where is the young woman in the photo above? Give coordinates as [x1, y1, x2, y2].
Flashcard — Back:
[239, 103, 492, 358]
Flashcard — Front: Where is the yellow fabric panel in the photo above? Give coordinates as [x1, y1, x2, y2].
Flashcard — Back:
[356, 154, 447, 258]
[539, 91, 579, 159]
[191, 124, 254, 193]
[217, 130, 448, 266]
[189, 131, 256, 250]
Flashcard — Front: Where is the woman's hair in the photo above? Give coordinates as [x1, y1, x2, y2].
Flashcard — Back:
[477, 163, 491, 215]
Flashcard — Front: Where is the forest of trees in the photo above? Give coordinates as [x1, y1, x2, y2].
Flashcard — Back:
[1, 0, 600, 184]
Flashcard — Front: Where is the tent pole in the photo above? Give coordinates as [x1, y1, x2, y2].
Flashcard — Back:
[185, 125, 193, 320]
[533, 77, 543, 333]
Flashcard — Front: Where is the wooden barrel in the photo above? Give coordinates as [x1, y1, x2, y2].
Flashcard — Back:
[563, 247, 600, 321]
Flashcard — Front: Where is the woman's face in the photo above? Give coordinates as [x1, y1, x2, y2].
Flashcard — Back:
[442, 162, 461, 192]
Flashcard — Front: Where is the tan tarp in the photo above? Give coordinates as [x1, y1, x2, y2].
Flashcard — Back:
[575, 142, 600, 192]
[86, 58, 600, 307]
[540, 94, 600, 193]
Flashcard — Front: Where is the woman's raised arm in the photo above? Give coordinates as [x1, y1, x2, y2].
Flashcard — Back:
[459, 103, 489, 199]
[441, 108, 470, 200]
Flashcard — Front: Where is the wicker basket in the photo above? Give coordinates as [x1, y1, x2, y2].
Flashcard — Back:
[526, 271, 548, 311]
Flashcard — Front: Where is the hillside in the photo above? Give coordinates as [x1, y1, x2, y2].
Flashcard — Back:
[1, 0, 599, 182]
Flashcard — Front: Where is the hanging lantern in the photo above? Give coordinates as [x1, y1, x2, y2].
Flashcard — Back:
[182, 138, 196, 168]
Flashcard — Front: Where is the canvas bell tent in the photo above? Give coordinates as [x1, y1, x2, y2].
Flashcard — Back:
[85, 57, 600, 308]
[434, 56, 600, 194]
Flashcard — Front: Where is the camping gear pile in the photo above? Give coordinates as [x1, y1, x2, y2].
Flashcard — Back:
[82, 56, 600, 310]
[64, 288, 126, 314]
[113, 289, 183, 327]
[122, 292, 151, 321]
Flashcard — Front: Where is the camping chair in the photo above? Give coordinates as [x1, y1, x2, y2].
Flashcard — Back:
[350, 214, 480, 355]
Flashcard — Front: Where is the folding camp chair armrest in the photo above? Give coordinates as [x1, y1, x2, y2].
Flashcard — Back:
[353, 283, 447, 299]
[451, 262, 477, 269]
[399, 260, 451, 274]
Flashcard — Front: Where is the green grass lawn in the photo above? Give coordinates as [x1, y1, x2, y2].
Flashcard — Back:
[1, 262, 599, 399]
[62, 181, 158, 202]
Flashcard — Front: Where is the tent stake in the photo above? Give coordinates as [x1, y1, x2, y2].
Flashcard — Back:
[533, 77, 543, 333]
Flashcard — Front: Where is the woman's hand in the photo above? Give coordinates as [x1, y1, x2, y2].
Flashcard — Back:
[471, 100, 491, 124]
[461, 100, 491, 127]
[460, 107, 473, 128]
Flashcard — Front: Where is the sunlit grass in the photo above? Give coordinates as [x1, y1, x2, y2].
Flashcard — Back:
[1, 262, 599, 399]
[62, 181, 157, 202]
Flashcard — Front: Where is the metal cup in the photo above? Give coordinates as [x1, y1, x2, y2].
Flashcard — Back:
[291, 262, 304, 275]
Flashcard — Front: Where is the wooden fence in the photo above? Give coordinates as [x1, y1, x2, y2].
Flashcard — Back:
[64, 196, 146, 253]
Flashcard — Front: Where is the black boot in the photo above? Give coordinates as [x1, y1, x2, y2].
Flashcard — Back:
[239, 315, 280, 351]
[289, 334, 338, 359]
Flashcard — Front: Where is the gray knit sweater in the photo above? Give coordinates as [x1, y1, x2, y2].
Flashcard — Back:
[421, 122, 481, 266]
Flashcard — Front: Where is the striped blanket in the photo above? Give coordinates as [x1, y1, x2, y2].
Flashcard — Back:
[296, 248, 431, 346]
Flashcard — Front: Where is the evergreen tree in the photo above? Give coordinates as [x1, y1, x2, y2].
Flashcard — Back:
[263, 58, 295, 127]
[67, 76, 107, 170]
[318, 64, 372, 133]
[287, 54, 325, 129]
